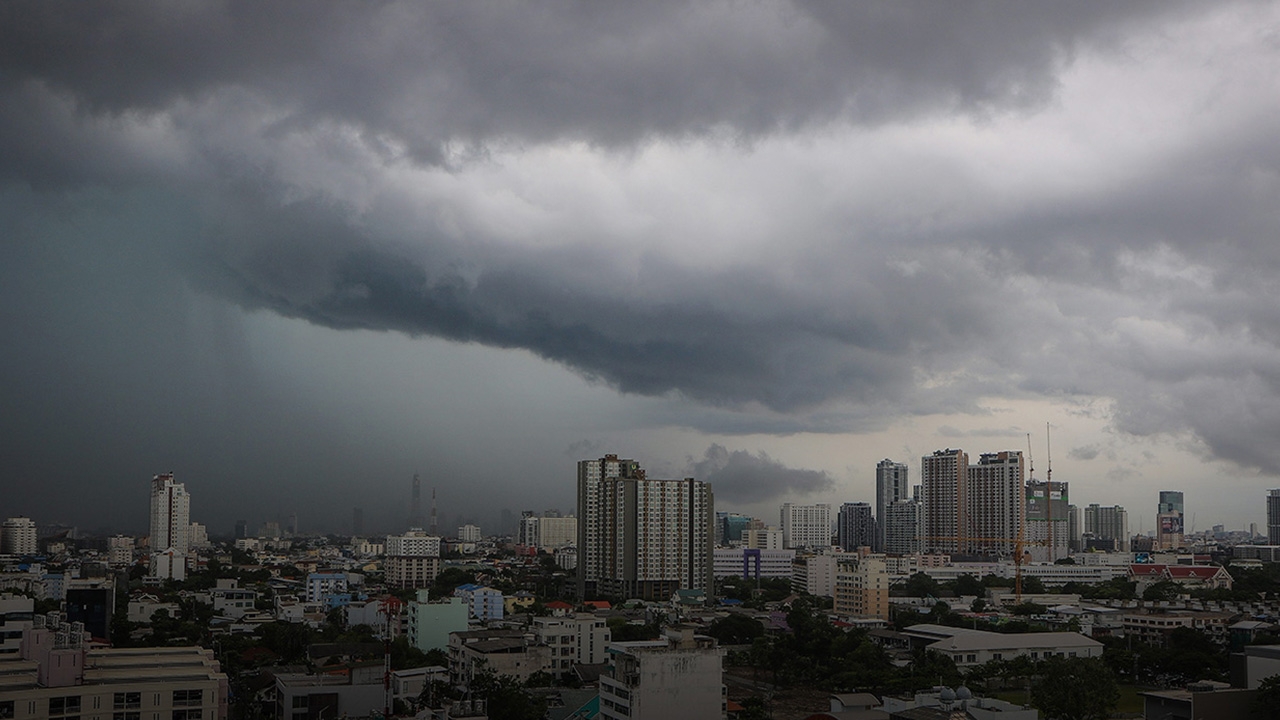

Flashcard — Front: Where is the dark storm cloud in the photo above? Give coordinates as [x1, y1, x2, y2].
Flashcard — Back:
[689, 444, 834, 504]
[0, 0, 1199, 180]
[4, 0, 1280, 532]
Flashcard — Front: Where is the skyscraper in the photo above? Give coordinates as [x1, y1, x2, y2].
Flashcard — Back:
[836, 502, 875, 552]
[1157, 490, 1184, 549]
[1267, 490, 1280, 546]
[874, 459, 908, 552]
[882, 500, 922, 555]
[149, 473, 190, 580]
[780, 503, 833, 549]
[407, 473, 426, 529]
[576, 455, 714, 600]
[921, 448, 967, 554]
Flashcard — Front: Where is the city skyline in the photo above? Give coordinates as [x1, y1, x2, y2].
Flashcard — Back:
[5, 3, 1280, 533]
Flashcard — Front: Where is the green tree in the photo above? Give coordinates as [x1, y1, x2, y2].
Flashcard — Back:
[706, 613, 765, 645]
[1143, 581, 1180, 602]
[904, 572, 942, 598]
[1031, 656, 1118, 720]
[952, 574, 984, 597]
[1252, 674, 1280, 720]
[1021, 575, 1046, 595]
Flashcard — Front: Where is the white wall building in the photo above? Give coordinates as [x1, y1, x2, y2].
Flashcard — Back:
[599, 628, 723, 720]
[457, 524, 481, 543]
[107, 535, 134, 567]
[385, 529, 442, 589]
[533, 614, 611, 676]
[743, 527, 784, 550]
[713, 548, 795, 580]
[1, 517, 37, 556]
[148, 473, 190, 580]
[876, 459, 909, 552]
[780, 503, 832, 550]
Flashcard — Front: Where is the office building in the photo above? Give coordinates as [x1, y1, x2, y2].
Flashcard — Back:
[385, 529, 442, 589]
[1157, 490, 1185, 549]
[1084, 504, 1129, 552]
[576, 455, 714, 601]
[719, 512, 753, 546]
[1268, 490, 1280, 546]
[1024, 479, 1069, 562]
[148, 473, 190, 580]
[1, 517, 37, 556]
[599, 627, 723, 720]
[922, 449, 968, 554]
[836, 502, 875, 552]
[882, 500, 922, 555]
[712, 547, 795, 580]
[875, 459, 909, 551]
[780, 503, 833, 549]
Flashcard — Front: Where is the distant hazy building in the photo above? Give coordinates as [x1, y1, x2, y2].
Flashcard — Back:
[719, 512, 753, 546]
[1084, 504, 1129, 552]
[875, 459, 909, 551]
[457, 524, 481, 543]
[780, 503, 832, 549]
[1, 516, 37, 556]
[1268, 490, 1280, 546]
[234, 519, 247, 539]
[148, 473, 190, 580]
[1067, 504, 1082, 552]
[836, 502, 875, 552]
[577, 455, 714, 600]
[107, 535, 134, 567]
[537, 516, 576, 549]
[352, 507, 364, 536]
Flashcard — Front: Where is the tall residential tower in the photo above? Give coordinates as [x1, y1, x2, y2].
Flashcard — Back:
[149, 473, 190, 580]
[874, 459, 909, 552]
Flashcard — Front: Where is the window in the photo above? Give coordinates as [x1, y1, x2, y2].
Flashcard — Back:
[0, 701, 12, 719]
[171, 691, 202, 708]
[171, 711, 201, 720]
[50, 696, 82, 717]
[114, 713, 142, 720]
[115, 693, 142, 710]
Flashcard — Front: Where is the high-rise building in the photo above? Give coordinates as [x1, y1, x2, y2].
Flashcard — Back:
[719, 513, 753, 546]
[407, 473, 426, 530]
[234, 519, 247, 539]
[836, 502, 875, 552]
[780, 503, 833, 549]
[1, 516, 38, 556]
[576, 455, 714, 600]
[922, 449, 968, 554]
[1067, 504, 1082, 552]
[1157, 491, 1185, 549]
[1084, 504, 1129, 552]
[966, 451, 1025, 557]
[458, 524, 482, 543]
[834, 555, 890, 620]
[882, 500, 922, 555]
[875, 459, 909, 551]
[352, 507, 364, 536]
[149, 473, 190, 579]
[1024, 480, 1068, 562]
[1267, 490, 1280, 546]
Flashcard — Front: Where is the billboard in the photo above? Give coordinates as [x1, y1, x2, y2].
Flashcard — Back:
[1159, 512, 1184, 535]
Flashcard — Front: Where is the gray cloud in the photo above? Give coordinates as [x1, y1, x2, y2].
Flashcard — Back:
[689, 444, 834, 504]
[1069, 445, 1101, 461]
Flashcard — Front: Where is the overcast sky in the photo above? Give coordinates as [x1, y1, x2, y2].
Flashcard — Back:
[4, 1, 1280, 537]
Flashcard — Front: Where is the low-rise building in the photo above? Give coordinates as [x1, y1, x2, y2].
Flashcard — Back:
[275, 663, 384, 720]
[209, 579, 258, 619]
[532, 614, 611, 677]
[448, 628, 550, 689]
[599, 626, 723, 720]
[900, 624, 1103, 668]
[407, 591, 470, 653]
[1122, 611, 1234, 646]
[713, 548, 795, 580]
[454, 584, 503, 621]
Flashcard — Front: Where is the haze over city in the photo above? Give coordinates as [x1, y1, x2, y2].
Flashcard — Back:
[4, 2, 1280, 535]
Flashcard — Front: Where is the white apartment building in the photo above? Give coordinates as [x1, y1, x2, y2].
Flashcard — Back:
[792, 552, 838, 597]
[305, 572, 349, 603]
[0, 594, 33, 655]
[713, 548, 795, 580]
[209, 579, 258, 618]
[385, 529, 442, 589]
[1, 517, 37, 556]
[966, 452, 1024, 557]
[457, 524, 481, 543]
[780, 503, 832, 549]
[107, 535, 133, 567]
[537, 516, 577, 549]
[1084, 504, 1130, 552]
[577, 456, 714, 601]
[599, 628, 723, 720]
[533, 614, 611, 676]
[148, 473, 190, 580]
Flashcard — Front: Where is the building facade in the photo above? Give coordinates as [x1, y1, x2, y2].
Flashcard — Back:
[385, 530, 442, 589]
[1, 517, 37, 556]
[922, 449, 968, 554]
[1268, 489, 1280, 546]
[875, 459, 909, 552]
[1084, 504, 1129, 552]
[882, 500, 922, 555]
[1024, 479, 1069, 562]
[780, 503, 832, 549]
[577, 456, 714, 601]
[836, 502, 875, 552]
[1157, 490, 1185, 549]
[599, 628, 723, 720]
[834, 556, 890, 620]
[148, 473, 190, 580]
[712, 548, 795, 580]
